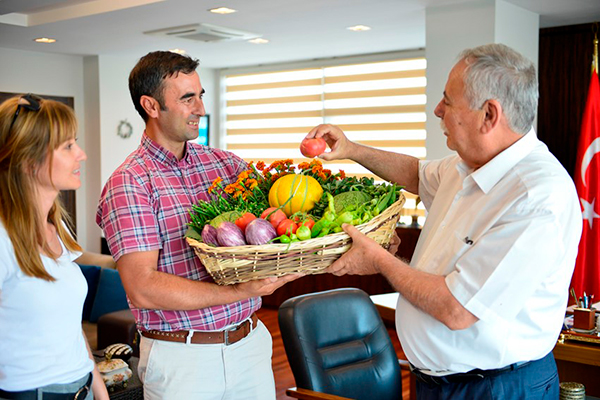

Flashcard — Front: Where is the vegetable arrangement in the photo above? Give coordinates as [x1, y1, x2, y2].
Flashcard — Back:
[187, 159, 402, 247]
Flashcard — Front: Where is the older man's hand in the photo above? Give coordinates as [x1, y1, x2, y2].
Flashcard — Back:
[327, 224, 388, 277]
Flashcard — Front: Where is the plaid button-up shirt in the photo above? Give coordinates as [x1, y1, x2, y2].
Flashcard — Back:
[97, 133, 261, 331]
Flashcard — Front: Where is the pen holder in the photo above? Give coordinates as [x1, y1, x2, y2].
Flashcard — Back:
[573, 308, 596, 330]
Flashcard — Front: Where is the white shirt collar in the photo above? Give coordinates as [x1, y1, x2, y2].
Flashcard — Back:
[467, 128, 538, 194]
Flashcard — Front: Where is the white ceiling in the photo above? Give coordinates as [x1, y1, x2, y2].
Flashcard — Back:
[0, 0, 598, 69]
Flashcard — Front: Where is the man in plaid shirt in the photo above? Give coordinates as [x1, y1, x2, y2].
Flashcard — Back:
[97, 51, 298, 400]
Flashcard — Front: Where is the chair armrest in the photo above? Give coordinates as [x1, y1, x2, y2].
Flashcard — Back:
[286, 387, 352, 400]
[399, 358, 411, 371]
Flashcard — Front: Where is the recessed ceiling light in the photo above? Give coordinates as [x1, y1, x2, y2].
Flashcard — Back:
[209, 7, 237, 14]
[248, 38, 269, 44]
[347, 25, 371, 32]
[169, 48, 186, 54]
[34, 37, 57, 43]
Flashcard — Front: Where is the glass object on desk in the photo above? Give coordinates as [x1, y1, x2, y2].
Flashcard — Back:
[559, 382, 585, 399]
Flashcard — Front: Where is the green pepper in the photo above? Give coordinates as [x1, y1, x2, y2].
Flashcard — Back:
[375, 187, 393, 214]
[335, 211, 358, 225]
[311, 211, 336, 238]
[317, 226, 332, 237]
[290, 233, 299, 242]
[279, 235, 291, 244]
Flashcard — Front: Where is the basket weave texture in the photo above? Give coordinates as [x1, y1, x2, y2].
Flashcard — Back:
[187, 194, 405, 285]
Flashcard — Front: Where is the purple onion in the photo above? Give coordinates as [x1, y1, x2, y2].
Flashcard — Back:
[217, 221, 247, 247]
[245, 218, 277, 245]
[201, 224, 219, 246]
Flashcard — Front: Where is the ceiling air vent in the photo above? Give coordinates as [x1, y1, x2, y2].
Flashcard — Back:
[144, 23, 261, 42]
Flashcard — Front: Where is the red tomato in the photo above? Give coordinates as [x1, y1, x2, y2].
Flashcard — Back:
[276, 219, 298, 236]
[260, 207, 287, 229]
[299, 218, 315, 230]
[235, 212, 257, 233]
[292, 214, 315, 230]
[300, 137, 327, 158]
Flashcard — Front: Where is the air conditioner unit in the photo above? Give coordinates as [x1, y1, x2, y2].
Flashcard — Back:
[144, 23, 261, 42]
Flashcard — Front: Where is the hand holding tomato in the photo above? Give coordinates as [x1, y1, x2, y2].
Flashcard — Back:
[300, 137, 327, 158]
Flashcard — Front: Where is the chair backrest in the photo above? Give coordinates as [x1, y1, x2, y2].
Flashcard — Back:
[278, 288, 402, 400]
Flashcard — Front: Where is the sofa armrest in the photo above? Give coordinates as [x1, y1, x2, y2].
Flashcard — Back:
[97, 309, 139, 357]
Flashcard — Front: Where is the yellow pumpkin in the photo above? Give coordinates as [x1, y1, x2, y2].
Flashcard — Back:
[268, 174, 323, 216]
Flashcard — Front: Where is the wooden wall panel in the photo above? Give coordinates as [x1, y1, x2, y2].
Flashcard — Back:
[538, 23, 597, 178]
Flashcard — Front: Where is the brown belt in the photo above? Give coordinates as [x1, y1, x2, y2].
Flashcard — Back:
[140, 313, 258, 346]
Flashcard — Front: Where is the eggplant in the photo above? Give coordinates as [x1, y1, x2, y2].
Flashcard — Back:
[245, 218, 277, 245]
[216, 221, 247, 247]
[201, 224, 219, 246]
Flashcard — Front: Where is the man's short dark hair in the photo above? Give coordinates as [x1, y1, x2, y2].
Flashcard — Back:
[129, 51, 200, 121]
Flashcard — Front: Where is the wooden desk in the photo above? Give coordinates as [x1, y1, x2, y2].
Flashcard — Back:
[371, 292, 399, 326]
[553, 339, 600, 397]
[372, 293, 600, 397]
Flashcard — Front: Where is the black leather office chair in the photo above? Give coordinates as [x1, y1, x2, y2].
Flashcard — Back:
[279, 288, 411, 400]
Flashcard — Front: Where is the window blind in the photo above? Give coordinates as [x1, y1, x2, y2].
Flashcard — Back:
[222, 57, 426, 221]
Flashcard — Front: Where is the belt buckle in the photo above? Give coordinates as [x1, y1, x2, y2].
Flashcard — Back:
[224, 323, 241, 346]
[74, 385, 89, 400]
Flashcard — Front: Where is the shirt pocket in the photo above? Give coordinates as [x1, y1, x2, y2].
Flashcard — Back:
[427, 230, 474, 275]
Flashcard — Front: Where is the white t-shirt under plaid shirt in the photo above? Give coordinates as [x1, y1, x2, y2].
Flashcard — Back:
[97, 133, 261, 332]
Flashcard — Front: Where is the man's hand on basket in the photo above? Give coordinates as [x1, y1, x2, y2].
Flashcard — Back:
[387, 232, 401, 257]
[236, 274, 303, 297]
[327, 224, 391, 277]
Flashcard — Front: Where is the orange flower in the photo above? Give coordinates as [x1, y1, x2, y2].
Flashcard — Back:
[237, 170, 250, 181]
[246, 179, 258, 190]
[322, 169, 331, 176]
[339, 170, 346, 179]
[208, 176, 223, 193]
[298, 162, 310, 170]
[224, 184, 236, 194]
[256, 161, 265, 171]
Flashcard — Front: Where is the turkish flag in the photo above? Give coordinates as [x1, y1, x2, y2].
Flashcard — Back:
[572, 70, 600, 301]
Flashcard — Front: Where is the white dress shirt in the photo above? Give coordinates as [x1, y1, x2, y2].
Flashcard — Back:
[396, 130, 582, 374]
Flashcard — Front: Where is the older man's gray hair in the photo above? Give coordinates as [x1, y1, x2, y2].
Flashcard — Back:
[460, 43, 538, 135]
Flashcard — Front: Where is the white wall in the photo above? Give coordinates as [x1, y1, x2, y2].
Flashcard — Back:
[425, 0, 539, 161]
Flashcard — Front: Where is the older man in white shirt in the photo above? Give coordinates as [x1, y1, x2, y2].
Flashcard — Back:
[307, 43, 582, 400]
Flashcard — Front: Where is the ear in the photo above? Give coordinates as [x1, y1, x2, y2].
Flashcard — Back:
[140, 95, 160, 119]
[480, 99, 502, 134]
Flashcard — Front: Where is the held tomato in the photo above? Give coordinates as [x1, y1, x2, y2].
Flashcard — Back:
[276, 219, 298, 236]
[260, 207, 287, 229]
[300, 137, 327, 158]
[234, 212, 257, 233]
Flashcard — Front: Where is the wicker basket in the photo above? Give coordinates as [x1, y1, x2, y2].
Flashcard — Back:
[186, 194, 405, 285]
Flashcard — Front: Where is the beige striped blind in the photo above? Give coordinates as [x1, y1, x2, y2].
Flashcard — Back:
[223, 57, 427, 220]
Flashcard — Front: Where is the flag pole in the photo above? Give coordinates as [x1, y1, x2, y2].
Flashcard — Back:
[593, 22, 598, 75]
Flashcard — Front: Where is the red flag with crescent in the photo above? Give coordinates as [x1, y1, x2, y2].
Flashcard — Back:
[572, 69, 600, 300]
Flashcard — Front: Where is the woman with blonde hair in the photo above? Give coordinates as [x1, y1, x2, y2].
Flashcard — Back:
[0, 94, 109, 400]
